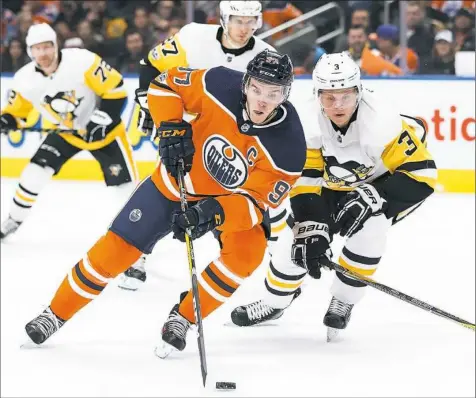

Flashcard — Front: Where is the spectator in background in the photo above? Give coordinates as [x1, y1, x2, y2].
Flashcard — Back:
[76, 19, 103, 55]
[206, 3, 221, 25]
[406, 1, 435, 58]
[105, 16, 128, 41]
[151, 0, 177, 42]
[418, 30, 456, 74]
[349, 6, 371, 28]
[1, 38, 29, 72]
[375, 24, 419, 73]
[167, 19, 184, 39]
[24, 0, 60, 25]
[116, 29, 146, 74]
[453, 7, 476, 51]
[431, 0, 475, 19]
[16, 9, 34, 42]
[334, 7, 370, 52]
[2, 9, 18, 46]
[131, 5, 157, 49]
[54, 1, 85, 41]
[82, 0, 128, 44]
[83, 1, 108, 34]
[293, 43, 326, 75]
[347, 24, 403, 76]
[262, 0, 303, 41]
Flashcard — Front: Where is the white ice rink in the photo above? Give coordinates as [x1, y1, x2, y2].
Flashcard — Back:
[1, 178, 474, 397]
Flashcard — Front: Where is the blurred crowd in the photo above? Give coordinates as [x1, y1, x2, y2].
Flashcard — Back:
[1, 0, 475, 76]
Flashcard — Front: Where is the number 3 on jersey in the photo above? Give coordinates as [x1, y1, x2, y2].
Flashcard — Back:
[398, 131, 417, 156]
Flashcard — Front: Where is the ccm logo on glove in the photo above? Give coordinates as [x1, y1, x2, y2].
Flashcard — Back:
[160, 128, 188, 138]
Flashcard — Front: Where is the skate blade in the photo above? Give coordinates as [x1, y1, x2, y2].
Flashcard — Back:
[20, 334, 42, 349]
[154, 341, 177, 359]
[117, 284, 138, 291]
[20, 340, 41, 349]
[326, 327, 340, 342]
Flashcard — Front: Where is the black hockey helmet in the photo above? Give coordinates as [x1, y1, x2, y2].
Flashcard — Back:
[242, 49, 294, 102]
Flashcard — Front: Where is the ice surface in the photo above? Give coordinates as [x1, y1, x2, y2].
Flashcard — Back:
[1, 178, 474, 397]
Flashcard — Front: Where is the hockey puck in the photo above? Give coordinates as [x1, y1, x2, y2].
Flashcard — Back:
[215, 381, 236, 390]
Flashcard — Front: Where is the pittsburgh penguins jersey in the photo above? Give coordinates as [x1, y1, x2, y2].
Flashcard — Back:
[147, 66, 306, 233]
[292, 87, 438, 218]
[1, 48, 127, 150]
[142, 23, 275, 86]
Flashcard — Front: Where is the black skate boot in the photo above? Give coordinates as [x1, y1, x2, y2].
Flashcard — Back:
[323, 296, 354, 342]
[25, 307, 65, 345]
[231, 287, 301, 327]
[118, 255, 147, 291]
[1, 216, 21, 240]
[155, 292, 192, 359]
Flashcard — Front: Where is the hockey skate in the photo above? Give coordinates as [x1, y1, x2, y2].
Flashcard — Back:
[118, 255, 147, 291]
[231, 287, 301, 327]
[24, 307, 65, 345]
[0, 216, 21, 240]
[323, 296, 354, 342]
[155, 294, 192, 359]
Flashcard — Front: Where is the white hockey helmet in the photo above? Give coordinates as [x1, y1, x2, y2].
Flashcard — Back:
[220, 1, 263, 31]
[25, 23, 58, 59]
[312, 52, 362, 103]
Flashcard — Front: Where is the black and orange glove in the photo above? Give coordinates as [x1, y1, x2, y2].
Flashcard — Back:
[157, 120, 194, 178]
[172, 198, 225, 242]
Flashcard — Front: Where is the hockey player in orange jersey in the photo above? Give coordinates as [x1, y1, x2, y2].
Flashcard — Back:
[24, 50, 307, 353]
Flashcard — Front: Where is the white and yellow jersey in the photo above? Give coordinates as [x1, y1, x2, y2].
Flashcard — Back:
[292, 87, 438, 216]
[146, 23, 275, 74]
[2, 48, 127, 150]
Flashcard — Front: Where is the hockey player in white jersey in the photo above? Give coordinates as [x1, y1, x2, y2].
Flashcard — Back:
[118, 0, 287, 290]
[134, 0, 274, 137]
[0, 23, 138, 240]
[231, 52, 438, 341]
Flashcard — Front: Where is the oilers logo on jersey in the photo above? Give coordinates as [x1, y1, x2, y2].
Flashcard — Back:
[203, 135, 248, 189]
[42, 91, 83, 129]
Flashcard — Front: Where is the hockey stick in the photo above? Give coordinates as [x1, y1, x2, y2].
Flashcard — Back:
[2, 128, 79, 135]
[177, 159, 208, 387]
[329, 261, 475, 331]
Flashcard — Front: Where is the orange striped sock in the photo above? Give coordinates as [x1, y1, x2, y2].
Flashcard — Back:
[179, 259, 244, 322]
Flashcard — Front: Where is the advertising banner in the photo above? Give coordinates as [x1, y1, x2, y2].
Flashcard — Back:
[1, 76, 474, 192]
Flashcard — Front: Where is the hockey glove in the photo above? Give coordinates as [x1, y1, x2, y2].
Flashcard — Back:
[172, 198, 225, 242]
[158, 120, 194, 178]
[291, 221, 332, 279]
[134, 88, 156, 137]
[335, 183, 387, 238]
[85, 109, 114, 143]
[0, 113, 18, 134]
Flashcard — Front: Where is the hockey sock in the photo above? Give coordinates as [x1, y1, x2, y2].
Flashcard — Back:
[263, 261, 306, 309]
[179, 259, 244, 323]
[50, 231, 142, 320]
[9, 163, 54, 222]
